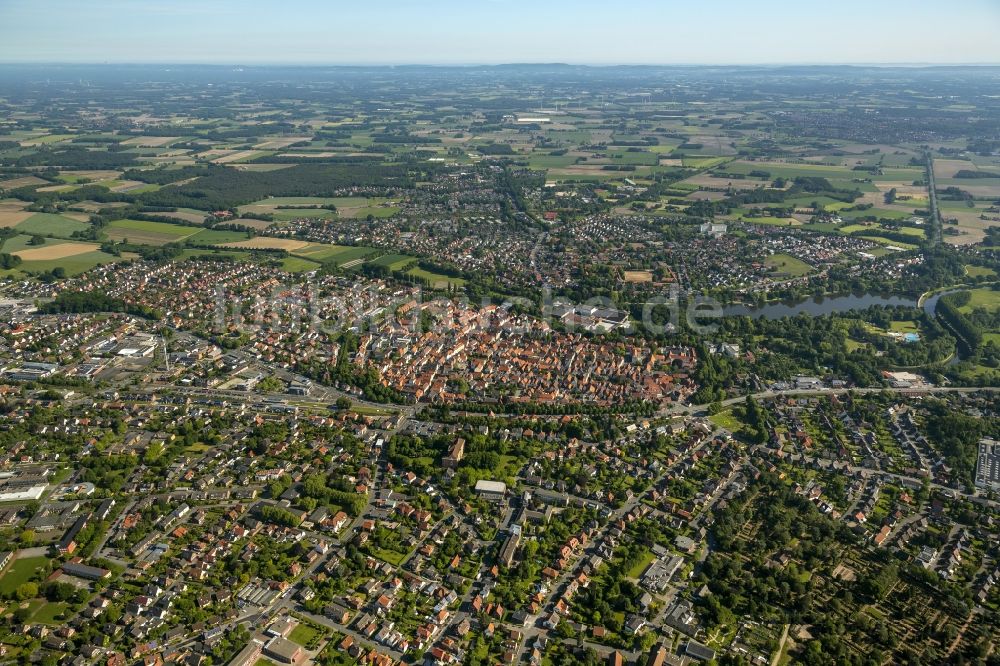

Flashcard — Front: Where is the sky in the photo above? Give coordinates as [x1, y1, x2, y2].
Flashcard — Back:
[1, 0, 999, 66]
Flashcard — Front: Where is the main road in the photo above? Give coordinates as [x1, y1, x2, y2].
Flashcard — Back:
[925, 150, 943, 245]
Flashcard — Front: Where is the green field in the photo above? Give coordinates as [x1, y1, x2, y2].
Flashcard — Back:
[369, 253, 416, 271]
[406, 267, 466, 289]
[765, 253, 812, 277]
[626, 548, 655, 579]
[288, 622, 323, 647]
[966, 265, 997, 278]
[604, 151, 659, 166]
[346, 205, 400, 219]
[888, 321, 920, 335]
[104, 218, 200, 245]
[958, 289, 1000, 313]
[30, 601, 70, 624]
[187, 228, 251, 244]
[0, 233, 127, 276]
[15, 213, 89, 237]
[278, 256, 322, 273]
[739, 216, 799, 226]
[1, 234, 68, 253]
[723, 161, 854, 179]
[14, 250, 126, 276]
[294, 244, 378, 266]
[859, 236, 918, 250]
[374, 548, 407, 566]
[24, 133, 74, 145]
[839, 208, 912, 221]
[175, 248, 251, 262]
[0, 556, 49, 595]
[681, 156, 730, 169]
[709, 410, 744, 432]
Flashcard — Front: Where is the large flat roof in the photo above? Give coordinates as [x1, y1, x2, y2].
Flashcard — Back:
[475, 480, 507, 494]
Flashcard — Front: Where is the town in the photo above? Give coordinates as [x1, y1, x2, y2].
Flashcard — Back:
[0, 54, 998, 666]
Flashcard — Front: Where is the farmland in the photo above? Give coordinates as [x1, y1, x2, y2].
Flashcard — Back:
[103, 219, 200, 245]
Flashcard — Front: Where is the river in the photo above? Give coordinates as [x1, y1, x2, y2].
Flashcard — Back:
[723, 293, 918, 319]
[723, 289, 970, 363]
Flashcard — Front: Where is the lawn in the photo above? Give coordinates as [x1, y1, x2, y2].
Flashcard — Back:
[626, 548, 655, 579]
[374, 548, 407, 566]
[708, 410, 743, 432]
[15, 213, 90, 238]
[0, 557, 49, 595]
[888, 321, 920, 335]
[30, 601, 70, 624]
[765, 253, 812, 277]
[288, 622, 323, 647]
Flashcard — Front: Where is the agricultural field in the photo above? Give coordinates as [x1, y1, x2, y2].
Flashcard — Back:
[406, 266, 466, 289]
[103, 219, 201, 245]
[292, 244, 378, 266]
[368, 253, 417, 271]
[8, 212, 90, 237]
[220, 237, 312, 252]
[186, 228, 252, 244]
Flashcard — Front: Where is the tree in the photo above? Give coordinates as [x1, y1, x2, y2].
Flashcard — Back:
[15, 582, 38, 601]
[28, 234, 45, 246]
[335, 397, 351, 410]
[143, 440, 164, 464]
[19, 529, 35, 546]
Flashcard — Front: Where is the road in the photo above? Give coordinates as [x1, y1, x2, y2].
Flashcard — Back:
[925, 150, 943, 245]
[657, 385, 1000, 419]
[512, 434, 714, 664]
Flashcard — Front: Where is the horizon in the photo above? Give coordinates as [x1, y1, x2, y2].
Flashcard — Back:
[2, 62, 1000, 69]
[1, 0, 999, 66]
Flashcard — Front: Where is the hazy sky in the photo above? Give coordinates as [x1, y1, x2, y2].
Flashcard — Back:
[1, 0, 999, 65]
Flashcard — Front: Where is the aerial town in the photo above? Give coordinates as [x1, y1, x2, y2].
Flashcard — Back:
[0, 30, 998, 666]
